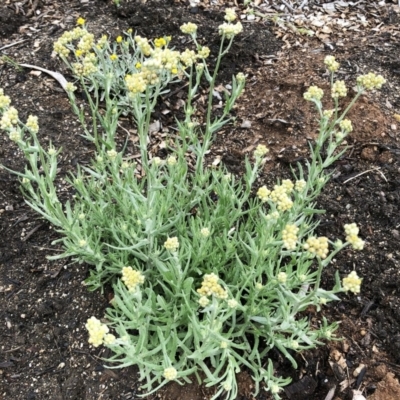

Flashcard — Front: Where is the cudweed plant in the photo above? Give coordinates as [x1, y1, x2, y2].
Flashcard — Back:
[0, 9, 385, 399]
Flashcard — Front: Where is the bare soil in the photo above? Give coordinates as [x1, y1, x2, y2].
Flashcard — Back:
[1, 1, 400, 399]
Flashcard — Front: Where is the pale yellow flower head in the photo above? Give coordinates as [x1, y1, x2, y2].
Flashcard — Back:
[282, 224, 299, 250]
[0, 89, 11, 109]
[257, 186, 270, 202]
[254, 144, 269, 158]
[198, 296, 210, 307]
[270, 184, 293, 211]
[218, 22, 243, 38]
[125, 73, 147, 93]
[357, 73, 386, 90]
[197, 46, 210, 59]
[200, 227, 210, 238]
[342, 271, 362, 294]
[107, 149, 118, 160]
[121, 266, 145, 292]
[303, 86, 324, 101]
[0, 106, 19, 129]
[339, 118, 353, 133]
[103, 334, 116, 345]
[163, 367, 178, 380]
[26, 115, 39, 134]
[236, 72, 245, 83]
[344, 223, 365, 250]
[324, 55, 340, 72]
[85, 316, 109, 347]
[295, 179, 306, 192]
[9, 130, 21, 142]
[197, 273, 228, 299]
[331, 80, 347, 98]
[167, 155, 177, 166]
[65, 82, 77, 93]
[180, 22, 198, 35]
[277, 272, 287, 284]
[164, 236, 179, 252]
[323, 109, 334, 119]
[303, 236, 329, 259]
[225, 8, 237, 22]
[227, 298, 238, 309]
[281, 179, 294, 193]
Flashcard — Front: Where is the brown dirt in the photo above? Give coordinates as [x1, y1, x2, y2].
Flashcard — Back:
[1, 1, 400, 399]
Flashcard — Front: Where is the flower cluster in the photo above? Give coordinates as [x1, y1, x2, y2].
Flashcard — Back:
[294, 179, 306, 192]
[0, 106, 19, 130]
[72, 52, 98, 77]
[164, 236, 179, 252]
[26, 115, 39, 134]
[269, 183, 293, 211]
[339, 118, 353, 133]
[303, 86, 323, 101]
[257, 186, 270, 202]
[224, 8, 237, 22]
[254, 144, 269, 158]
[135, 35, 152, 56]
[323, 109, 334, 119]
[277, 272, 287, 284]
[282, 224, 299, 250]
[121, 266, 145, 292]
[200, 227, 210, 238]
[85, 316, 115, 347]
[0, 89, 11, 109]
[163, 367, 178, 380]
[125, 73, 147, 93]
[180, 49, 197, 67]
[331, 80, 347, 98]
[357, 73, 386, 90]
[53, 23, 88, 58]
[342, 271, 362, 294]
[216, 7, 242, 38]
[218, 22, 243, 39]
[303, 236, 329, 259]
[344, 223, 365, 250]
[324, 55, 340, 72]
[197, 273, 228, 299]
[180, 22, 198, 35]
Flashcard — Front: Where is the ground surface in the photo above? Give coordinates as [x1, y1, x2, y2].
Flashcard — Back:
[1, 0, 400, 399]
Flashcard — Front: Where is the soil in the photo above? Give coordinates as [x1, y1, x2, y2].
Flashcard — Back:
[1, 1, 400, 399]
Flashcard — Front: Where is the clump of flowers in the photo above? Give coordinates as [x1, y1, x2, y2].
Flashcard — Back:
[303, 86, 324, 101]
[121, 267, 145, 292]
[218, 8, 243, 38]
[180, 22, 198, 35]
[85, 317, 115, 347]
[164, 236, 179, 252]
[303, 236, 329, 259]
[357, 73, 386, 90]
[282, 224, 299, 250]
[324, 55, 340, 72]
[342, 271, 362, 294]
[1, 23, 384, 399]
[0, 89, 11, 109]
[269, 183, 294, 211]
[344, 223, 365, 250]
[254, 144, 269, 158]
[197, 273, 228, 299]
[339, 118, 353, 133]
[331, 80, 347, 98]
[257, 185, 271, 202]
[294, 179, 306, 192]
[163, 367, 178, 381]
